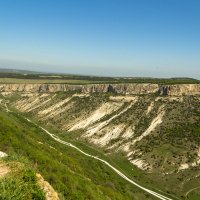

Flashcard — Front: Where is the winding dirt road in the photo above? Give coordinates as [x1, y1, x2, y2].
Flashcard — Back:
[25, 117, 174, 200]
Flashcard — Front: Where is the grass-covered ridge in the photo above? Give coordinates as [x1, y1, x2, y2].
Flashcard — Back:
[0, 155, 45, 200]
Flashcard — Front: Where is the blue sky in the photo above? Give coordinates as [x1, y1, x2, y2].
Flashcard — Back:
[0, 0, 200, 78]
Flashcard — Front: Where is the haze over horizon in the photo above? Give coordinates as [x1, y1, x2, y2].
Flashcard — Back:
[0, 0, 200, 78]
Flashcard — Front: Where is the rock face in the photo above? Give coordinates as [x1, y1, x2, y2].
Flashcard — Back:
[0, 151, 8, 158]
[0, 83, 199, 95]
[0, 83, 159, 94]
[37, 174, 60, 200]
[159, 84, 200, 96]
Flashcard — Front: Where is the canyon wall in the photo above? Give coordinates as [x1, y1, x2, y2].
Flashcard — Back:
[0, 83, 199, 95]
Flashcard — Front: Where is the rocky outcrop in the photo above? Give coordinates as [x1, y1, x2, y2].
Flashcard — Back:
[0, 83, 159, 94]
[0, 151, 8, 158]
[0, 83, 199, 95]
[37, 174, 60, 200]
[0, 161, 10, 178]
[159, 84, 200, 96]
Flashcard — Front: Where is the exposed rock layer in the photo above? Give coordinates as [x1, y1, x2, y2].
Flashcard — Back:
[37, 174, 60, 200]
[0, 83, 199, 95]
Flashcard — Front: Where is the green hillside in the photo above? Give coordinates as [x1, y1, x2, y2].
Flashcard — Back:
[0, 108, 155, 200]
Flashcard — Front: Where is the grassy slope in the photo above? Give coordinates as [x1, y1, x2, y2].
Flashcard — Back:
[0, 109, 156, 200]
[0, 156, 45, 200]
[2, 89, 200, 199]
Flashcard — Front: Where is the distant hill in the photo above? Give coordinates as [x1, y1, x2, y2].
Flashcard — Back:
[0, 68, 199, 84]
[0, 68, 42, 74]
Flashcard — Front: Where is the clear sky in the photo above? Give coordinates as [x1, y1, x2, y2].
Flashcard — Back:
[0, 0, 200, 78]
